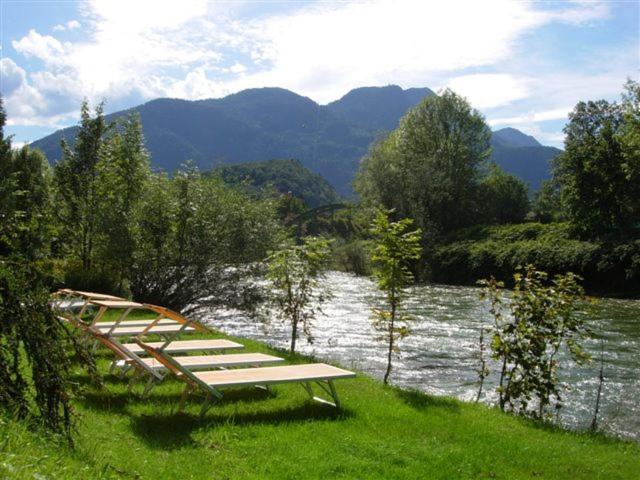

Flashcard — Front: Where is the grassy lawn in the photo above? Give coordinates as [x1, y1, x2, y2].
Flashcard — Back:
[1, 311, 638, 479]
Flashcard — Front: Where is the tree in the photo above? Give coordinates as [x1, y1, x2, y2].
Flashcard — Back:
[0, 262, 98, 442]
[531, 179, 562, 224]
[356, 89, 491, 241]
[553, 82, 640, 237]
[478, 164, 530, 224]
[0, 97, 97, 442]
[479, 265, 590, 417]
[266, 236, 331, 354]
[0, 96, 14, 253]
[96, 113, 150, 286]
[130, 164, 281, 314]
[54, 101, 110, 271]
[370, 209, 422, 384]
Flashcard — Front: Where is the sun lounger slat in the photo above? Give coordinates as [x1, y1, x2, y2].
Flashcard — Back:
[61, 290, 124, 300]
[194, 363, 356, 388]
[90, 300, 146, 308]
[97, 325, 195, 336]
[125, 353, 283, 371]
[95, 318, 178, 328]
[123, 339, 243, 354]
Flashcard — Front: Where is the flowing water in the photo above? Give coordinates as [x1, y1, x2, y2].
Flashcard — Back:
[201, 271, 640, 441]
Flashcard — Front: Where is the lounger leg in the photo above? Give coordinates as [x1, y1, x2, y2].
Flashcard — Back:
[302, 382, 314, 399]
[179, 384, 193, 412]
[142, 377, 156, 398]
[199, 389, 223, 418]
[327, 380, 341, 409]
[108, 360, 118, 375]
[301, 381, 341, 408]
[127, 369, 143, 392]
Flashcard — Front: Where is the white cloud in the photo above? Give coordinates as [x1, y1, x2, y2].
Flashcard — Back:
[53, 19, 81, 31]
[489, 107, 573, 126]
[3, 0, 619, 130]
[12, 30, 66, 66]
[444, 74, 530, 109]
[0, 57, 27, 95]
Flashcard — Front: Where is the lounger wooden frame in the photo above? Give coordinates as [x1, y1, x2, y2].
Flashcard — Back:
[68, 298, 209, 343]
[68, 318, 282, 396]
[135, 340, 356, 417]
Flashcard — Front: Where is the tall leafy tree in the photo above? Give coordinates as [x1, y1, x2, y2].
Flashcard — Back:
[0, 96, 15, 254]
[478, 164, 530, 225]
[554, 83, 640, 237]
[356, 89, 491, 241]
[96, 113, 150, 286]
[54, 101, 110, 270]
[370, 209, 422, 384]
[0, 97, 97, 441]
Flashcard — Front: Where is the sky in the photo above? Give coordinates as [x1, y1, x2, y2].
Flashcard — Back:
[1, 0, 638, 149]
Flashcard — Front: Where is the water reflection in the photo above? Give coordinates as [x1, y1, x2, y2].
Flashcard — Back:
[202, 271, 640, 441]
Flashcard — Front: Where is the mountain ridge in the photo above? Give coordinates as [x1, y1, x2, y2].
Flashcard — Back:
[30, 85, 560, 195]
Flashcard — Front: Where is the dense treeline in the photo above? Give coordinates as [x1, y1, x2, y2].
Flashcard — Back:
[352, 81, 640, 295]
[47, 102, 282, 311]
[212, 158, 341, 208]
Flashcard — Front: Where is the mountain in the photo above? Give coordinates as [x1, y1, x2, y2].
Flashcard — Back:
[489, 127, 560, 190]
[212, 158, 341, 208]
[491, 127, 541, 148]
[30, 85, 560, 196]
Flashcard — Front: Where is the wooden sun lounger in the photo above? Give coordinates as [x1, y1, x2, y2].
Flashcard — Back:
[82, 299, 209, 339]
[70, 320, 273, 396]
[51, 289, 125, 315]
[136, 340, 356, 416]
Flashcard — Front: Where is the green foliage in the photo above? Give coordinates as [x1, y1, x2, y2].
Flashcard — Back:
[432, 222, 640, 295]
[131, 163, 282, 314]
[54, 101, 111, 271]
[478, 163, 530, 224]
[96, 113, 150, 287]
[213, 158, 342, 208]
[532, 179, 563, 223]
[554, 81, 640, 237]
[266, 236, 331, 353]
[369, 209, 422, 384]
[330, 238, 373, 276]
[0, 146, 54, 259]
[0, 261, 98, 441]
[479, 266, 590, 418]
[356, 89, 492, 243]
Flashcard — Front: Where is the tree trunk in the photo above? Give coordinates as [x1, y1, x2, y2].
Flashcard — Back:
[383, 301, 396, 385]
[290, 317, 298, 354]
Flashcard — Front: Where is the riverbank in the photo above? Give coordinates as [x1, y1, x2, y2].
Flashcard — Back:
[1, 332, 638, 479]
[211, 271, 640, 441]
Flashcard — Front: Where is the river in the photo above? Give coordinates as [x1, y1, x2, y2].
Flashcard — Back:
[201, 271, 640, 441]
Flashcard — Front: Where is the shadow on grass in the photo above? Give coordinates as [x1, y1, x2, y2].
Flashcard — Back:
[129, 400, 353, 450]
[394, 387, 460, 412]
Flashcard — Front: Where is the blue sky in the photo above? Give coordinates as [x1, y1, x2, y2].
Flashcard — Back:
[1, 0, 638, 148]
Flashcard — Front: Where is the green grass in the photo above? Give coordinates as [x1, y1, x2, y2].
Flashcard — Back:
[1, 317, 638, 479]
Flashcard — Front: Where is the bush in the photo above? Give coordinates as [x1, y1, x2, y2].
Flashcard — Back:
[0, 261, 98, 441]
[432, 222, 640, 296]
[62, 261, 128, 298]
[330, 239, 372, 276]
